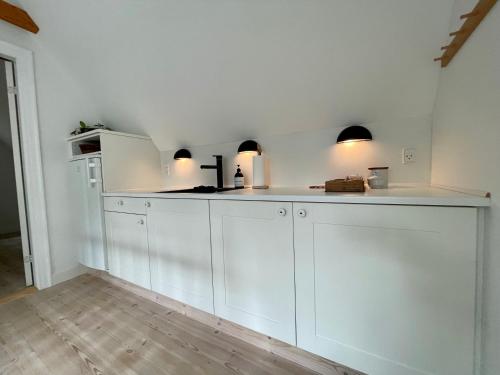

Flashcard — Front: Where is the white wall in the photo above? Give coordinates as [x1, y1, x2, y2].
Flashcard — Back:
[0, 21, 100, 282]
[0, 65, 20, 235]
[0, 0, 454, 285]
[430, 2, 500, 374]
[162, 116, 431, 188]
[17, 0, 453, 151]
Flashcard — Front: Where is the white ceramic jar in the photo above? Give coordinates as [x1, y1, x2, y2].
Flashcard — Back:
[367, 167, 389, 189]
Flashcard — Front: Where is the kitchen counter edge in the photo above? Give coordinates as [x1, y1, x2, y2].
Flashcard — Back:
[101, 186, 490, 207]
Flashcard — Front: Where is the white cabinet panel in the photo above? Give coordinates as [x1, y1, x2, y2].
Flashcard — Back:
[103, 196, 146, 214]
[100, 132, 161, 192]
[210, 200, 296, 345]
[105, 211, 151, 289]
[294, 203, 478, 375]
[147, 199, 214, 313]
[69, 158, 107, 270]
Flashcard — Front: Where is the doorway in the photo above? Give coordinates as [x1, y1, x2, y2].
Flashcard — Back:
[0, 58, 33, 298]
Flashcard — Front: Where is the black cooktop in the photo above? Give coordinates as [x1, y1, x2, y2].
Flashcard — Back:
[158, 186, 244, 194]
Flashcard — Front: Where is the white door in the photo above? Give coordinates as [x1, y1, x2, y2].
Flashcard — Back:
[105, 211, 150, 289]
[3, 60, 32, 286]
[294, 203, 478, 375]
[147, 198, 213, 313]
[210, 200, 296, 345]
[69, 157, 107, 270]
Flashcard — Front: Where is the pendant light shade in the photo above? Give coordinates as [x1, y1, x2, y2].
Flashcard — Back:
[173, 148, 191, 160]
[336, 125, 373, 144]
[238, 140, 262, 155]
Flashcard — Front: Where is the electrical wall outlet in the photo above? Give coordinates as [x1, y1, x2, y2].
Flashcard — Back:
[402, 148, 416, 164]
[164, 164, 170, 176]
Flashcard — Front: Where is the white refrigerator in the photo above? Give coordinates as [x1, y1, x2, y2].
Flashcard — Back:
[69, 157, 107, 270]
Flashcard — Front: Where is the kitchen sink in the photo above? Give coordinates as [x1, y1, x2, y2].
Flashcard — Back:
[158, 186, 244, 194]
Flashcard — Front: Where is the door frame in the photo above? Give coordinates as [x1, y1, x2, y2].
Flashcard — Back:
[0, 40, 52, 289]
[4, 59, 32, 286]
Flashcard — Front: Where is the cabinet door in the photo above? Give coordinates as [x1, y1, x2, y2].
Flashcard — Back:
[85, 158, 107, 270]
[69, 159, 92, 266]
[210, 200, 295, 345]
[69, 158, 107, 270]
[105, 211, 150, 289]
[147, 199, 214, 313]
[294, 203, 478, 375]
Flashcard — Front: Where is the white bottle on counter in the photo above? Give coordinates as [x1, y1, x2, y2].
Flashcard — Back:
[252, 154, 269, 189]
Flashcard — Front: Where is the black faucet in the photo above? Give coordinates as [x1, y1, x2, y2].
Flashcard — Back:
[200, 155, 223, 189]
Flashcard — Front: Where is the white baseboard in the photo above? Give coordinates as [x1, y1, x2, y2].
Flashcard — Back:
[51, 264, 86, 285]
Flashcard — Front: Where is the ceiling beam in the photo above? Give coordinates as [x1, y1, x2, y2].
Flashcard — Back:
[0, 0, 38, 33]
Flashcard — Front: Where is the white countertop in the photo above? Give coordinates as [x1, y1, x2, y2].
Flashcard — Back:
[102, 185, 490, 207]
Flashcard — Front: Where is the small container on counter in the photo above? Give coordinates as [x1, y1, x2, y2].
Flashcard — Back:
[234, 165, 244, 188]
[325, 176, 365, 192]
[367, 167, 389, 189]
[252, 155, 269, 189]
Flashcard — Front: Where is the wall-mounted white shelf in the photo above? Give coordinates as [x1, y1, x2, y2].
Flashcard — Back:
[67, 129, 152, 160]
[67, 129, 161, 192]
[69, 151, 102, 162]
[66, 129, 151, 142]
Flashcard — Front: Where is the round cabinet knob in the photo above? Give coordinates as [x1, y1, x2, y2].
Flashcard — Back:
[138, 219, 144, 225]
[278, 208, 287, 216]
[297, 209, 307, 218]
[118, 200, 124, 206]
[145, 201, 151, 208]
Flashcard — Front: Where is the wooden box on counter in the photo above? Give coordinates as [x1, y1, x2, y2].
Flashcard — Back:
[325, 179, 365, 192]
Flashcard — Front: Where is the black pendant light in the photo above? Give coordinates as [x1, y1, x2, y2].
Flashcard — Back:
[237, 140, 262, 155]
[336, 125, 373, 144]
[173, 148, 192, 160]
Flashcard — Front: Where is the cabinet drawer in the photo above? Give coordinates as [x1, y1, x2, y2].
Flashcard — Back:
[103, 197, 146, 214]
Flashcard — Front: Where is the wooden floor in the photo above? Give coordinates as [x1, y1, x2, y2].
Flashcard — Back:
[0, 274, 359, 375]
[0, 237, 26, 298]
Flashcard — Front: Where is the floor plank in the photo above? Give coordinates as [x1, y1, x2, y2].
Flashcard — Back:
[94, 281, 311, 375]
[72, 280, 303, 375]
[0, 287, 37, 305]
[0, 274, 338, 375]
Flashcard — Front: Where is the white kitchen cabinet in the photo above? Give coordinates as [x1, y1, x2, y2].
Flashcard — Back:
[68, 130, 160, 274]
[103, 196, 146, 214]
[147, 199, 214, 313]
[210, 200, 296, 345]
[105, 211, 151, 290]
[294, 203, 480, 375]
[69, 158, 107, 270]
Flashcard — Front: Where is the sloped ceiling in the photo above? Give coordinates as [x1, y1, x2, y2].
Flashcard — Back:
[18, 0, 454, 151]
